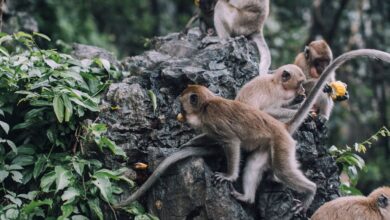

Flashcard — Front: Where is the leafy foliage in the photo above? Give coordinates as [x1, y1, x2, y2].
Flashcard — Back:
[0, 32, 157, 219]
[329, 126, 390, 195]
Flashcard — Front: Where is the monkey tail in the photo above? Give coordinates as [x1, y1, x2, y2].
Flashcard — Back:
[286, 49, 390, 134]
[251, 32, 271, 74]
[115, 147, 219, 208]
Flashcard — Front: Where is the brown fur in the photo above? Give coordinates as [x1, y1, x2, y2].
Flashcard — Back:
[180, 85, 316, 209]
[311, 186, 390, 220]
[214, 0, 271, 73]
[294, 40, 335, 119]
[236, 64, 306, 123]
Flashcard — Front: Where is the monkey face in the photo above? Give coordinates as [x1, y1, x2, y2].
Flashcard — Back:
[179, 85, 214, 127]
[277, 64, 306, 95]
[305, 40, 333, 78]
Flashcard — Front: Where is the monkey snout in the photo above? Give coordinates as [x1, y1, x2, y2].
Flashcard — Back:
[176, 113, 186, 123]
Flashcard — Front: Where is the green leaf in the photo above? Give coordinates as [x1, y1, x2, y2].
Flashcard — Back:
[61, 187, 80, 204]
[71, 215, 89, 220]
[72, 161, 85, 176]
[40, 171, 56, 192]
[10, 171, 23, 183]
[93, 169, 120, 180]
[5, 208, 19, 219]
[0, 46, 9, 57]
[0, 170, 9, 183]
[59, 204, 74, 220]
[5, 195, 22, 207]
[7, 140, 17, 153]
[12, 155, 34, 166]
[92, 176, 112, 203]
[53, 95, 65, 123]
[0, 121, 10, 134]
[88, 199, 103, 220]
[22, 199, 53, 214]
[100, 137, 127, 158]
[44, 59, 61, 69]
[147, 90, 157, 114]
[124, 201, 145, 215]
[62, 94, 73, 122]
[33, 32, 51, 41]
[33, 156, 47, 179]
[0, 121, 9, 134]
[55, 166, 71, 192]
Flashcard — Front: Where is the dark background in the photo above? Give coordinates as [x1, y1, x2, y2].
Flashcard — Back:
[5, 0, 389, 194]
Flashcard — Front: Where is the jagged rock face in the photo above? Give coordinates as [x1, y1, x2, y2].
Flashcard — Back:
[92, 28, 340, 220]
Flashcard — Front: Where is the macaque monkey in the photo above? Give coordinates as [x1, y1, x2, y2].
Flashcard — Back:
[236, 64, 306, 123]
[214, 0, 271, 74]
[294, 40, 335, 119]
[177, 85, 317, 210]
[311, 186, 390, 220]
[116, 49, 390, 208]
[183, 0, 217, 35]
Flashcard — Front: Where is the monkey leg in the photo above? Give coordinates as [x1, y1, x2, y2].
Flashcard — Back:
[272, 147, 316, 212]
[315, 93, 334, 119]
[212, 139, 241, 184]
[231, 150, 269, 203]
[213, 1, 235, 38]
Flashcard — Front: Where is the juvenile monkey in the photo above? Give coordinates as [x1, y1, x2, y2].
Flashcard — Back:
[311, 186, 390, 220]
[294, 40, 335, 119]
[236, 64, 306, 122]
[213, 0, 271, 73]
[184, 0, 217, 34]
[116, 49, 390, 208]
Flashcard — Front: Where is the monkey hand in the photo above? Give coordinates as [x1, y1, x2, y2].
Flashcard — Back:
[212, 172, 234, 185]
[323, 81, 349, 102]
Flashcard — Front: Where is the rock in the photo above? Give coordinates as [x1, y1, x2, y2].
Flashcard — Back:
[72, 43, 118, 65]
[96, 28, 340, 219]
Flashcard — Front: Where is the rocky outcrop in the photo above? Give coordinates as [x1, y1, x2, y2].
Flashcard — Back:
[88, 28, 340, 220]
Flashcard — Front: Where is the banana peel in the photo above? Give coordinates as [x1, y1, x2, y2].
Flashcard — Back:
[323, 81, 349, 102]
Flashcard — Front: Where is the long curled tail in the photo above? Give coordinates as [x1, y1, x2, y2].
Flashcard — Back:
[252, 32, 271, 74]
[115, 146, 219, 208]
[286, 49, 390, 134]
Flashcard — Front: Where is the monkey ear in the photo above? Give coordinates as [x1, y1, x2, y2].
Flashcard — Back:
[189, 93, 198, 106]
[304, 46, 310, 59]
[377, 194, 388, 208]
[281, 70, 291, 82]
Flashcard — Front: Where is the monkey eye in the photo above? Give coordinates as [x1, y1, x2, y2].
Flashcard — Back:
[304, 46, 310, 59]
[282, 70, 291, 82]
[189, 93, 198, 105]
[377, 194, 388, 208]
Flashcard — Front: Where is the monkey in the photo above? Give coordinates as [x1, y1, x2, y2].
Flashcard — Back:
[213, 0, 271, 74]
[176, 85, 317, 210]
[311, 186, 390, 220]
[235, 64, 306, 123]
[294, 40, 336, 119]
[183, 0, 217, 35]
[116, 49, 390, 208]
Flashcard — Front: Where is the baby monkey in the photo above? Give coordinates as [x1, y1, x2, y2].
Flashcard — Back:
[179, 85, 316, 211]
[311, 186, 390, 220]
[236, 64, 306, 123]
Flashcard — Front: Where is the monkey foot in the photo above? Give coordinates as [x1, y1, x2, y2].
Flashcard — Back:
[291, 199, 305, 215]
[231, 190, 254, 204]
[211, 172, 233, 185]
